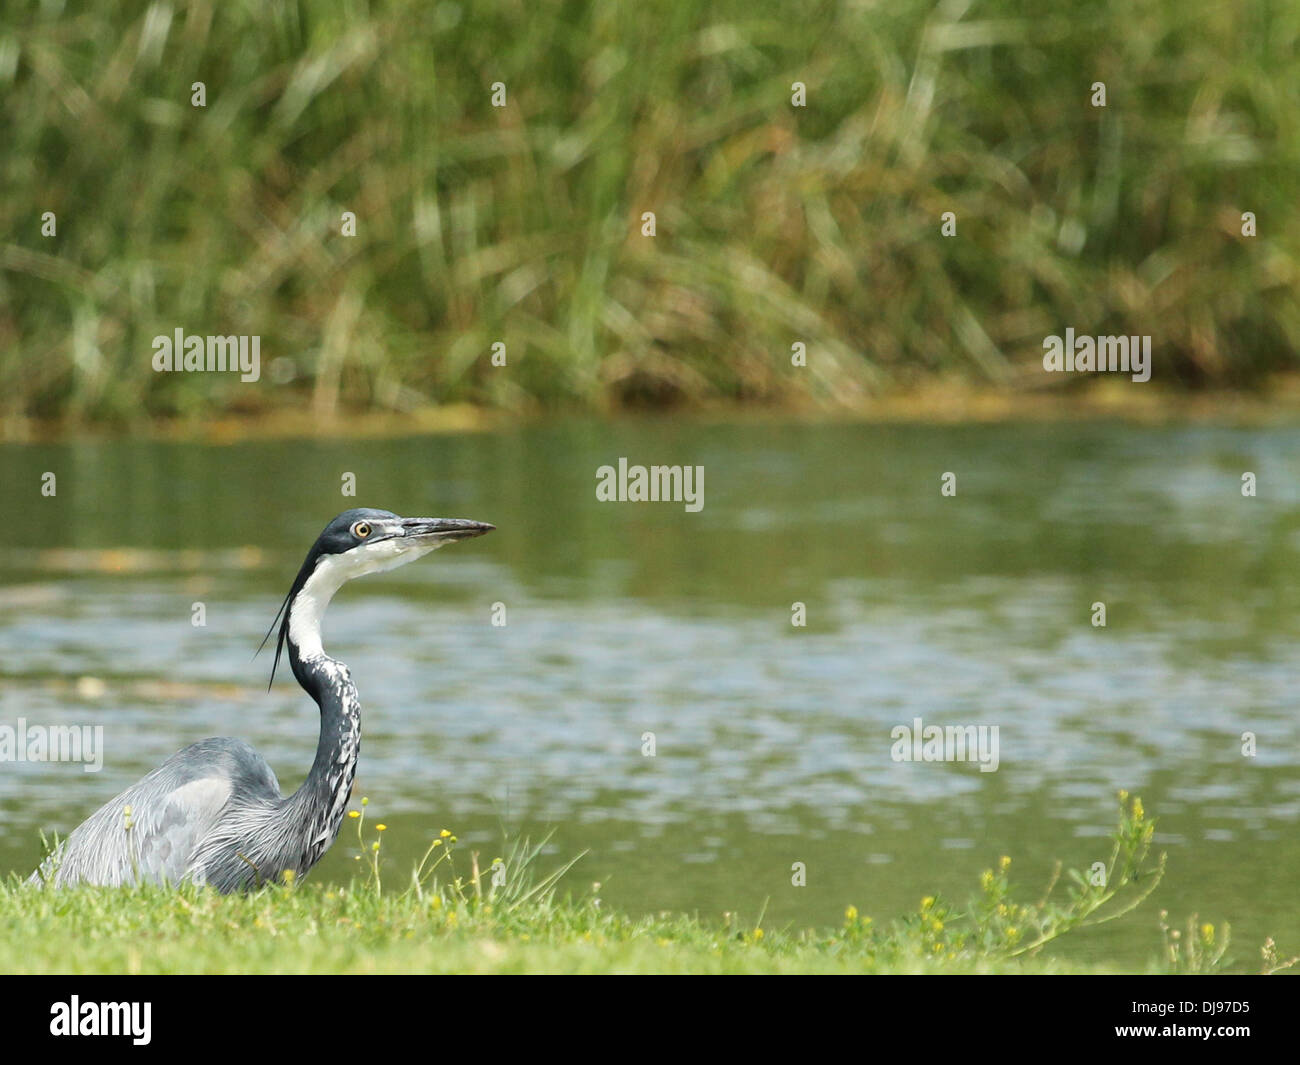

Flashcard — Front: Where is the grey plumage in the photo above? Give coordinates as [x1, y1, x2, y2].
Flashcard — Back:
[30, 508, 493, 892]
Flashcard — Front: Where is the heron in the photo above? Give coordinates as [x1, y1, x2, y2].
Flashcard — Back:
[28, 507, 494, 892]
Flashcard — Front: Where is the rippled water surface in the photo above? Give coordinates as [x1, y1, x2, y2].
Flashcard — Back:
[2, 420, 1299, 967]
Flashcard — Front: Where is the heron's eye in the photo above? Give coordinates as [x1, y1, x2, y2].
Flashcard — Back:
[351, 521, 372, 539]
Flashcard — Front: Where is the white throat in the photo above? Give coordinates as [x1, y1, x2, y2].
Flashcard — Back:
[287, 539, 443, 659]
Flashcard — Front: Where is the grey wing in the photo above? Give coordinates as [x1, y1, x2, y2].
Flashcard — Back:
[31, 738, 281, 889]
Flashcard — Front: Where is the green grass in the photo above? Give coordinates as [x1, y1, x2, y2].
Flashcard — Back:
[4, 795, 1284, 974]
[2, 0, 1298, 427]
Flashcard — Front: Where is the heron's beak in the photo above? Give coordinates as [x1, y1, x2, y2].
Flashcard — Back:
[398, 517, 495, 544]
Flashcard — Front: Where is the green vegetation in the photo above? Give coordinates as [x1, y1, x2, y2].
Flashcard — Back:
[3, 795, 1286, 974]
[1, 0, 1296, 427]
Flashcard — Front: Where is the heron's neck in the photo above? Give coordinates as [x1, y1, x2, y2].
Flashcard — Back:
[282, 580, 362, 868]
[282, 648, 361, 867]
[286, 553, 353, 662]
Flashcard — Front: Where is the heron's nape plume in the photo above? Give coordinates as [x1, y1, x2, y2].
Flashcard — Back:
[30, 507, 494, 892]
[258, 585, 294, 692]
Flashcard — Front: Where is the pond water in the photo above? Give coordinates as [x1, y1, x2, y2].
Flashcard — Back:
[2, 419, 1298, 969]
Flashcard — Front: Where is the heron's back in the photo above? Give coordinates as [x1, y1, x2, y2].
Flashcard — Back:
[33, 737, 282, 890]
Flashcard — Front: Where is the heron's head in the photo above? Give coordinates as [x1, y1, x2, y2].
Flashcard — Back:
[263, 508, 494, 683]
[308, 508, 495, 575]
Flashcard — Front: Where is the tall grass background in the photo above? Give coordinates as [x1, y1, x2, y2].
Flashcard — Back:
[1, 0, 1296, 425]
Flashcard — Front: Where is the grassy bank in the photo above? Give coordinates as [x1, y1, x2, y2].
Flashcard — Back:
[1, 0, 1296, 427]
[4, 796, 1285, 974]
[16, 374, 1300, 446]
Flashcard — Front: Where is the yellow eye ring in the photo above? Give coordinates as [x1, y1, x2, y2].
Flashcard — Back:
[351, 521, 372, 539]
